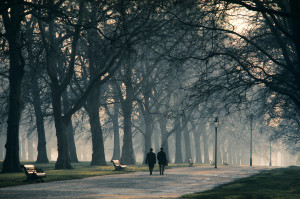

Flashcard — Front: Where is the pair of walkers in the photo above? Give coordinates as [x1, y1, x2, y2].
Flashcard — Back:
[145, 147, 168, 175]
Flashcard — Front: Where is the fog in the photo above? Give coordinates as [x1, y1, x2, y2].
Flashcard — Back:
[1, 1, 300, 172]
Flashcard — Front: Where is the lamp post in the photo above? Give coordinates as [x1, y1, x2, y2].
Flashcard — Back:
[250, 114, 253, 167]
[214, 117, 219, 169]
[269, 139, 272, 167]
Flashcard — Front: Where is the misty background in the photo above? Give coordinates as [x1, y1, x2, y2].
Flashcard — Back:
[1, 0, 299, 172]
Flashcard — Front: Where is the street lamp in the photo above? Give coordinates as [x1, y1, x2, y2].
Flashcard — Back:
[250, 114, 253, 166]
[214, 117, 219, 169]
[269, 139, 272, 167]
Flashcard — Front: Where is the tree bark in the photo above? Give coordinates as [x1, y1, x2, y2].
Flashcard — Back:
[193, 126, 202, 163]
[2, 0, 25, 173]
[27, 133, 34, 161]
[111, 106, 120, 160]
[66, 121, 79, 163]
[86, 88, 107, 166]
[202, 125, 210, 164]
[52, 90, 72, 169]
[20, 135, 26, 160]
[143, 119, 153, 163]
[175, 119, 183, 164]
[32, 72, 49, 163]
[182, 116, 192, 163]
[159, 117, 170, 162]
[119, 63, 136, 165]
[289, 0, 300, 64]
[120, 100, 136, 165]
[62, 91, 79, 163]
[140, 98, 153, 163]
[153, 123, 160, 152]
[0, 136, 4, 160]
[227, 138, 233, 164]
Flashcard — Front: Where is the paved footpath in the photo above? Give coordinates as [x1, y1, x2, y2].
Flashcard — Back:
[0, 166, 269, 199]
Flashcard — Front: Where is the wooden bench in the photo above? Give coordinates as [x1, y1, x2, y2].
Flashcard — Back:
[223, 161, 229, 166]
[188, 159, 194, 167]
[111, 160, 127, 171]
[22, 164, 46, 182]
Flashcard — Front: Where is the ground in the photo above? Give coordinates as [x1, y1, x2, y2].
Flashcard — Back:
[0, 166, 269, 199]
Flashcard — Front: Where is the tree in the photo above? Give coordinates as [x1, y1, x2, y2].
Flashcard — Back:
[1, 0, 25, 173]
[26, 17, 49, 163]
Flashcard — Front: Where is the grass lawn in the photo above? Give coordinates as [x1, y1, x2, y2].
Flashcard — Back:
[181, 166, 300, 199]
[0, 161, 196, 188]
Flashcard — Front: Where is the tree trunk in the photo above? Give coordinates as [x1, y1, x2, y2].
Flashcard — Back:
[52, 90, 72, 169]
[32, 74, 49, 163]
[86, 88, 107, 166]
[88, 112, 107, 166]
[27, 133, 34, 161]
[62, 91, 78, 163]
[222, 144, 227, 163]
[2, 1, 25, 172]
[289, 0, 300, 64]
[143, 122, 152, 163]
[217, 136, 222, 164]
[66, 121, 79, 163]
[143, 114, 153, 163]
[159, 117, 170, 162]
[182, 117, 192, 163]
[111, 107, 120, 160]
[120, 101, 136, 165]
[153, 123, 160, 152]
[175, 119, 183, 164]
[193, 127, 202, 163]
[0, 136, 4, 160]
[20, 135, 26, 160]
[120, 64, 135, 165]
[227, 137, 233, 164]
[202, 126, 210, 164]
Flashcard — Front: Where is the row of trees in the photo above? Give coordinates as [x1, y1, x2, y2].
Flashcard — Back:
[1, 0, 299, 173]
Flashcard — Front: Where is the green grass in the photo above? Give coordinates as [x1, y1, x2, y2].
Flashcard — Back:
[0, 161, 197, 188]
[181, 166, 300, 199]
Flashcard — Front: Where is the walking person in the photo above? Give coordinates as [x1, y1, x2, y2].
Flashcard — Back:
[157, 147, 167, 175]
[145, 148, 156, 175]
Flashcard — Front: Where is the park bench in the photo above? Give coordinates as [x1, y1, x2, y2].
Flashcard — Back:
[223, 161, 229, 166]
[111, 160, 127, 171]
[22, 164, 46, 182]
[188, 159, 194, 167]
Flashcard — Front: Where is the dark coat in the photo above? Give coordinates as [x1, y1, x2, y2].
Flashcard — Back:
[145, 152, 156, 165]
[157, 151, 167, 165]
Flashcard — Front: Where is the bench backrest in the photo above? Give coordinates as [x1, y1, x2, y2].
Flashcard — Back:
[23, 164, 37, 174]
[112, 160, 121, 166]
[23, 165, 35, 170]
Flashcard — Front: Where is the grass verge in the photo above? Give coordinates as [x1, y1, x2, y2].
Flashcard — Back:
[181, 166, 300, 199]
[0, 161, 199, 188]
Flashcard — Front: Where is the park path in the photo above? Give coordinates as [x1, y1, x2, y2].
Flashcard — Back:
[0, 166, 269, 199]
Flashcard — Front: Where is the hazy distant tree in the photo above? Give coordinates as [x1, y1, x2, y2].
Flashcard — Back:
[103, 89, 121, 161]
[182, 113, 192, 162]
[190, 118, 202, 163]
[174, 117, 183, 163]
[187, 1, 300, 134]
[113, 53, 136, 164]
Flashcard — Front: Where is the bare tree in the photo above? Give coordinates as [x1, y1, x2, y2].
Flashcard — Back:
[1, 0, 25, 173]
